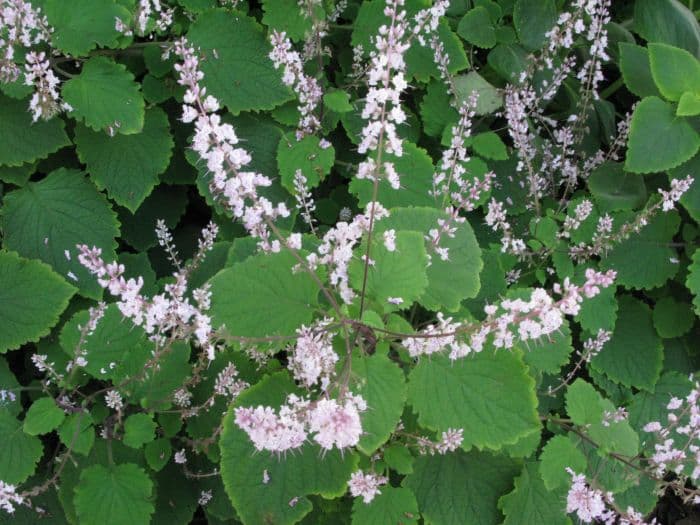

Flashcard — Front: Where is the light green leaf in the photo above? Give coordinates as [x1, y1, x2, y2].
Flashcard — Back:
[471, 132, 508, 160]
[45, 0, 131, 57]
[63, 57, 145, 135]
[351, 353, 406, 455]
[407, 351, 540, 451]
[351, 487, 419, 525]
[678, 91, 700, 116]
[278, 133, 335, 192]
[0, 94, 70, 167]
[210, 251, 321, 337]
[58, 413, 95, 456]
[625, 96, 700, 173]
[649, 43, 700, 101]
[23, 397, 65, 436]
[2, 168, 120, 299]
[454, 72, 503, 115]
[619, 43, 661, 99]
[384, 445, 414, 475]
[323, 90, 353, 113]
[634, 0, 700, 58]
[523, 321, 573, 375]
[499, 463, 569, 525]
[0, 411, 43, 484]
[513, 0, 556, 51]
[538, 435, 587, 491]
[187, 9, 292, 114]
[652, 297, 694, 338]
[262, 0, 323, 41]
[74, 463, 154, 525]
[0, 251, 75, 353]
[419, 81, 458, 138]
[457, 6, 497, 48]
[123, 414, 157, 449]
[219, 372, 358, 525]
[75, 107, 174, 212]
[403, 450, 519, 525]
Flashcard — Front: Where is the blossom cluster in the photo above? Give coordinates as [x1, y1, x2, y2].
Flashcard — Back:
[347, 470, 387, 504]
[287, 318, 338, 390]
[115, 0, 173, 36]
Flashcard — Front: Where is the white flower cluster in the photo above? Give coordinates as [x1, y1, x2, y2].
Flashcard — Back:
[24, 51, 70, 122]
[288, 318, 338, 390]
[659, 175, 693, 212]
[214, 363, 248, 399]
[234, 393, 366, 453]
[269, 30, 323, 139]
[347, 470, 387, 504]
[77, 222, 220, 360]
[0, 481, 23, 514]
[416, 427, 464, 455]
[0, 0, 51, 83]
[173, 39, 290, 253]
[292, 170, 317, 228]
[116, 0, 173, 36]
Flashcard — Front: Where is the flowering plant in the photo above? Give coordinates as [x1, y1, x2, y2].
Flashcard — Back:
[1, 0, 700, 523]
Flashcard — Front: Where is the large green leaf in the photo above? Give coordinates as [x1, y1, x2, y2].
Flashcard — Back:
[351, 487, 419, 525]
[513, 0, 556, 51]
[403, 450, 519, 525]
[591, 296, 662, 391]
[0, 411, 43, 484]
[498, 462, 569, 525]
[351, 353, 406, 455]
[648, 43, 700, 101]
[219, 373, 358, 525]
[45, 0, 131, 57]
[75, 107, 174, 211]
[0, 251, 75, 353]
[634, 0, 700, 57]
[652, 296, 694, 338]
[209, 251, 322, 337]
[23, 397, 65, 436]
[0, 94, 70, 167]
[458, 6, 497, 48]
[74, 463, 154, 525]
[187, 9, 292, 114]
[625, 97, 700, 173]
[261, 0, 322, 41]
[2, 168, 120, 299]
[588, 162, 647, 212]
[407, 351, 540, 451]
[538, 435, 587, 491]
[63, 57, 145, 135]
[619, 43, 661, 99]
[277, 133, 335, 192]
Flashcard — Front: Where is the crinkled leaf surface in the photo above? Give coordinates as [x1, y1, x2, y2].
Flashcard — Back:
[498, 462, 569, 525]
[0, 411, 43, 484]
[351, 487, 419, 525]
[23, 397, 65, 436]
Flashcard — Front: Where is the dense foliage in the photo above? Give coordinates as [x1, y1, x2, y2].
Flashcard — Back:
[1, 0, 700, 523]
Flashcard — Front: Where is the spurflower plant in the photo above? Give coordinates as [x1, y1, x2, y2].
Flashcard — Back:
[1, 0, 700, 523]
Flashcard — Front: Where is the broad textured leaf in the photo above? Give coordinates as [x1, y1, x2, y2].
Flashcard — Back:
[45, 0, 130, 57]
[0, 94, 70, 167]
[591, 296, 662, 391]
[601, 211, 680, 289]
[513, 0, 556, 51]
[187, 9, 292, 114]
[619, 43, 661, 98]
[652, 297, 694, 338]
[420, 81, 458, 138]
[144, 439, 171, 473]
[58, 413, 95, 456]
[408, 351, 540, 451]
[0, 251, 75, 353]
[351, 487, 418, 525]
[522, 321, 573, 374]
[458, 7, 497, 48]
[403, 450, 519, 525]
[588, 162, 647, 212]
[499, 462, 568, 525]
[538, 435, 587, 491]
[0, 411, 43, 484]
[126, 341, 191, 410]
[75, 107, 174, 211]
[2, 168, 120, 299]
[210, 251, 321, 337]
[23, 397, 65, 436]
[566, 380, 640, 456]
[351, 353, 406, 454]
[63, 57, 145, 135]
[648, 43, 700, 101]
[375, 207, 483, 311]
[471, 132, 508, 160]
[278, 133, 335, 192]
[634, 0, 700, 57]
[625, 97, 700, 173]
[349, 231, 429, 311]
[74, 463, 154, 525]
[123, 414, 157, 449]
[454, 72, 503, 114]
[219, 373, 358, 525]
[261, 0, 322, 41]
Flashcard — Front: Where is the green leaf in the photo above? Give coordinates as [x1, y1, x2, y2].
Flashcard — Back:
[45, 0, 131, 57]
[375, 208, 483, 311]
[144, 439, 171, 473]
[351, 353, 406, 454]
[471, 132, 508, 160]
[403, 450, 519, 525]
[210, 251, 321, 338]
[123, 414, 157, 449]
[406, 19, 468, 81]
[278, 133, 335, 192]
[323, 90, 353, 114]
[187, 9, 292, 114]
[0, 411, 43, 484]
[74, 463, 154, 525]
[407, 351, 540, 451]
[454, 72, 503, 115]
[649, 43, 700, 101]
[0, 94, 70, 168]
[513, 0, 556, 51]
[0, 251, 75, 353]
[458, 6, 497, 48]
[652, 296, 695, 338]
[419, 81, 458, 138]
[349, 142, 436, 209]
[487, 44, 529, 83]
[619, 43, 661, 99]
[522, 321, 573, 375]
[588, 162, 647, 212]
[58, 413, 95, 456]
[351, 487, 419, 525]
[0, 358, 21, 416]
[678, 91, 700, 116]
[625, 97, 700, 173]
[63, 57, 145, 135]
[634, 0, 700, 58]
[600, 211, 680, 289]
[126, 342, 191, 410]
[591, 296, 662, 391]
[688, 248, 700, 314]
[384, 445, 414, 475]
[349, 231, 429, 311]
[219, 372, 358, 525]
[538, 435, 587, 491]
[262, 0, 322, 41]
[23, 397, 65, 436]
[2, 168, 120, 299]
[499, 463, 568, 525]
[75, 107, 174, 212]
[565, 380, 640, 456]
